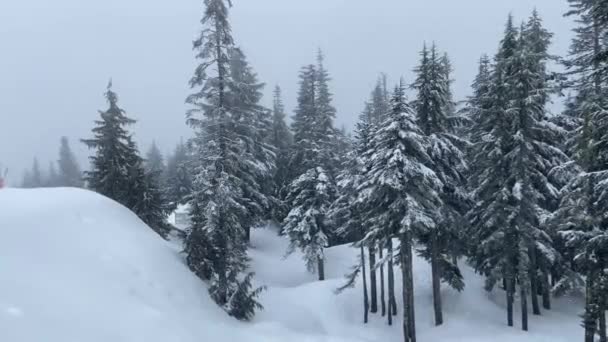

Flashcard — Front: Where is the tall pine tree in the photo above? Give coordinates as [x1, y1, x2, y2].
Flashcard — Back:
[358, 81, 443, 342]
[411, 43, 467, 326]
[184, 0, 263, 320]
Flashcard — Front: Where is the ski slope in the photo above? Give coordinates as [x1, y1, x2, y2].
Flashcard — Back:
[0, 188, 586, 341]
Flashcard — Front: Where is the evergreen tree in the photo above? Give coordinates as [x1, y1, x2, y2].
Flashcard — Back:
[83, 82, 169, 238]
[289, 50, 339, 181]
[314, 50, 340, 176]
[82, 82, 137, 206]
[365, 75, 392, 317]
[145, 141, 166, 176]
[358, 81, 443, 342]
[289, 64, 319, 178]
[283, 50, 340, 277]
[371, 74, 391, 124]
[283, 167, 336, 280]
[439, 53, 457, 117]
[462, 55, 492, 142]
[57, 136, 83, 187]
[329, 101, 377, 322]
[554, 2, 608, 340]
[165, 140, 192, 212]
[134, 142, 171, 239]
[330, 150, 370, 322]
[411, 43, 467, 326]
[228, 47, 276, 240]
[184, 0, 263, 320]
[468, 15, 568, 330]
[271, 86, 292, 191]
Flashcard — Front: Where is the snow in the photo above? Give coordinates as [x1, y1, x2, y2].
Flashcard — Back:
[513, 181, 522, 200]
[0, 188, 588, 342]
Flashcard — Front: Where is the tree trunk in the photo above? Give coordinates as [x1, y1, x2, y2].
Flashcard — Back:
[245, 226, 251, 243]
[389, 238, 398, 316]
[369, 247, 378, 313]
[379, 244, 387, 317]
[388, 239, 395, 326]
[400, 232, 416, 342]
[361, 245, 369, 324]
[318, 255, 325, 281]
[600, 308, 607, 342]
[400, 234, 411, 342]
[551, 269, 558, 287]
[391, 279, 398, 315]
[541, 266, 551, 310]
[507, 274, 514, 327]
[521, 286, 529, 331]
[407, 235, 417, 342]
[529, 249, 540, 316]
[584, 277, 597, 342]
[503, 278, 508, 291]
[431, 236, 443, 326]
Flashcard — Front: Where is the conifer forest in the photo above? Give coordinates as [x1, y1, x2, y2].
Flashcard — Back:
[4, 1, 608, 342]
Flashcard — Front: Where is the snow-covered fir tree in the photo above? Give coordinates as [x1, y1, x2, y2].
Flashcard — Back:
[329, 149, 370, 322]
[289, 64, 319, 179]
[283, 50, 340, 279]
[553, 2, 608, 341]
[57, 136, 83, 187]
[126, 140, 171, 239]
[288, 50, 340, 182]
[363, 75, 393, 317]
[82, 82, 138, 206]
[315, 50, 342, 178]
[184, 0, 263, 320]
[462, 55, 492, 142]
[468, 14, 569, 330]
[83, 82, 171, 239]
[358, 81, 443, 342]
[270, 85, 292, 220]
[411, 43, 467, 326]
[228, 46, 276, 239]
[165, 140, 192, 212]
[283, 166, 336, 280]
[329, 100, 377, 322]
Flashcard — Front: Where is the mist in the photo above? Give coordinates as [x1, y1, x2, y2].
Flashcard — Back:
[0, 0, 572, 183]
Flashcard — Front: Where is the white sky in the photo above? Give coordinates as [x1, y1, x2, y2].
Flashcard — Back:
[0, 0, 574, 181]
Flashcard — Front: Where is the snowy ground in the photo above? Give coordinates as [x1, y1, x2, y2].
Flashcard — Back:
[0, 188, 587, 341]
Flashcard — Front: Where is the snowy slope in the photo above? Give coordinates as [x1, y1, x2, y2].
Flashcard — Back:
[249, 226, 585, 342]
[0, 188, 586, 342]
[0, 189, 280, 342]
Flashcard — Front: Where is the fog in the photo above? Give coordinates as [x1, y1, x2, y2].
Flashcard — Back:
[0, 0, 573, 183]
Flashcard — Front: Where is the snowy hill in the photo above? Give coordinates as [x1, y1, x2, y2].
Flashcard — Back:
[0, 188, 586, 342]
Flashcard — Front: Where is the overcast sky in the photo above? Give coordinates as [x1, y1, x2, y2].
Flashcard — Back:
[0, 0, 574, 184]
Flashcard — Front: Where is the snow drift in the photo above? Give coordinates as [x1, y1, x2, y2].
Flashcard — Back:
[0, 188, 587, 341]
[0, 188, 250, 342]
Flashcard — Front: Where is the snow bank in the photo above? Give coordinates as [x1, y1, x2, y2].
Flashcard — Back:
[0, 189, 255, 342]
[0, 188, 586, 342]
